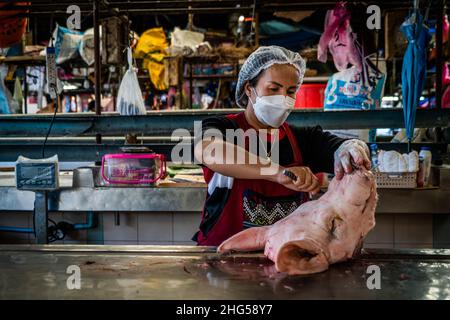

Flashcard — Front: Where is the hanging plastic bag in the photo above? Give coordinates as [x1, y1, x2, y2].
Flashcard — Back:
[117, 47, 146, 115]
[324, 48, 385, 111]
[53, 25, 83, 65]
[324, 67, 384, 110]
[79, 27, 102, 66]
[0, 65, 12, 114]
[0, 84, 10, 114]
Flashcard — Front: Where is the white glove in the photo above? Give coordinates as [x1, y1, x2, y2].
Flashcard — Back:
[334, 139, 371, 180]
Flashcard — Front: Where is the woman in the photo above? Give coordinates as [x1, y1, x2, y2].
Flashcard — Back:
[193, 46, 371, 246]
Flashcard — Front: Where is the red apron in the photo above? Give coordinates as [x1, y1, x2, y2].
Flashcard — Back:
[196, 112, 309, 246]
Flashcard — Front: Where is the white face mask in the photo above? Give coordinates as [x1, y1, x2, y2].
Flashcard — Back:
[249, 88, 296, 128]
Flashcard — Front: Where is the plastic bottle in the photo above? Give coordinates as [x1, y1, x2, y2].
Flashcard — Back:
[419, 147, 432, 187]
[370, 144, 378, 171]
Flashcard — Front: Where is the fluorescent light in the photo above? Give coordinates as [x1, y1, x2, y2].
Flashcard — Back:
[382, 96, 399, 102]
[63, 84, 78, 90]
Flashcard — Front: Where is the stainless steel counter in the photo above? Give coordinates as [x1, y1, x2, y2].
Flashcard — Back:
[1, 170, 449, 214]
[0, 171, 206, 212]
[1, 168, 449, 244]
[1, 245, 449, 299]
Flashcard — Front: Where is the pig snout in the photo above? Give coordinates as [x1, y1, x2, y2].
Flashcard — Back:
[276, 238, 330, 275]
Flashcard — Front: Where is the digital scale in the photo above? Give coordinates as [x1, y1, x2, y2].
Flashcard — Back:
[15, 155, 59, 191]
[15, 155, 59, 244]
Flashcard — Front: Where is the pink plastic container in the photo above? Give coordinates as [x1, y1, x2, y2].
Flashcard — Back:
[101, 153, 166, 185]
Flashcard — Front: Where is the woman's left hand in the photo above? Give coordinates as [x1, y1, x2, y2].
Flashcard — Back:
[334, 139, 371, 180]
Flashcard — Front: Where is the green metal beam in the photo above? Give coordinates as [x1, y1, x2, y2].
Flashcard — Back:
[0, 109, 448, 137]
[0, 139, 447, 162]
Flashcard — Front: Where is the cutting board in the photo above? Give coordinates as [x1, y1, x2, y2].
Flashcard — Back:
[157, 174, 206, 188]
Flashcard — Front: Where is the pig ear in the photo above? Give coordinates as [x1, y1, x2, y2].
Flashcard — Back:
[217, 227, 268, 253]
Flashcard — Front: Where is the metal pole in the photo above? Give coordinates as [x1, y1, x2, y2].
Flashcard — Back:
[34, 191, 48, 244]
[23, 69, 28, 114]
[189, 62, 193, 109]
[94, 0, 102, 144]
[178, 57, 183, 109]
[436, 0, 444, 110]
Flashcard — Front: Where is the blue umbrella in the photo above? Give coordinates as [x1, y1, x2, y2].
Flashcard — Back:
[400, 11, 431, 150]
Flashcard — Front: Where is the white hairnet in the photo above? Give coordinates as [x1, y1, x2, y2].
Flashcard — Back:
[235, 45, 306, 108]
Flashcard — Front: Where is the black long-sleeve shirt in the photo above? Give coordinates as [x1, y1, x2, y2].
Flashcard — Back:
[199, 116, 346, 174]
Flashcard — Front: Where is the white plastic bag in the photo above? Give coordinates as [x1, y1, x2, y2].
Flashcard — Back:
[79, 27, 102, 66]
[117, 47, 146, 115]
[170, 27, 204, 51]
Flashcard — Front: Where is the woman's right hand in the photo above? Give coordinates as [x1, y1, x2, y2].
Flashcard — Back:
[274, 166, 321, 195]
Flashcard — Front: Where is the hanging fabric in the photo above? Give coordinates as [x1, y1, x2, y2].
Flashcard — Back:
[0, 2, 29, 48]
[317, 2, 362, 72]
[134, 27, 169, 91]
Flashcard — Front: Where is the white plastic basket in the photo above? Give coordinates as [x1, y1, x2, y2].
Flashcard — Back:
[374, 171, 417, 189]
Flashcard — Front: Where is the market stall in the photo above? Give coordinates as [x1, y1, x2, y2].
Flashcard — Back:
[1, 0, 450, 301]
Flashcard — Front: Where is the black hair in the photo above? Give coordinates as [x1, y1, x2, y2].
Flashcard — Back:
[248, 69, 266, 88]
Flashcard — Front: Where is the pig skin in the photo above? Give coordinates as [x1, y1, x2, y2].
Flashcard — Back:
[218, 169, 378, 275]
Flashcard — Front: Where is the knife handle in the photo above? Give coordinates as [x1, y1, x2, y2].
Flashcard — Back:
[282, 169, 298, 181]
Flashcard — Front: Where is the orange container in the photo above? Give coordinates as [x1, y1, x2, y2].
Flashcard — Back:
[294, 83, 326, 109]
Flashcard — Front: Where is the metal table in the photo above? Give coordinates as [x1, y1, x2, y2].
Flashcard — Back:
[1, 245, 449, 299]
[1, 167, 450, 244]
[1, 170, 450, 213]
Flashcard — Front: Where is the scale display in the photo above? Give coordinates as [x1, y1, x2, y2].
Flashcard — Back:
[16, 162, 58, 190]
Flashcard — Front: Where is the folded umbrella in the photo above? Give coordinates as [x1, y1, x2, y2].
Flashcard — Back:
[400, 11, 431, 151]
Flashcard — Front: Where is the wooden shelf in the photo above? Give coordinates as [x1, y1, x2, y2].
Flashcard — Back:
[182, 55, 240, 64]
[302, 76, 330, 83]
[0, 55, 46, 65]
[190, 74, 236, 80]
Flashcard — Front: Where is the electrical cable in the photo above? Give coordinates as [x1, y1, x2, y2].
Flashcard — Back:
[41, 97, 58, 158]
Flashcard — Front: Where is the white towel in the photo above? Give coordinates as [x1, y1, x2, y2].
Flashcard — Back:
[378, 150, 419, 173]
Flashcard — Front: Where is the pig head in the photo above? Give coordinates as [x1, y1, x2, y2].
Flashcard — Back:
[217, 169, 378, 275]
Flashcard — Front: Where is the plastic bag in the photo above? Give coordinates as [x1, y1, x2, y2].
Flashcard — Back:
[117, 48, 146, 115]
[79, 27, 102, 66]
[324, 60, 385, 111]
[53, 25, 83, 64]
[170, 27, 204, 51]
[0, 65, 11, 114]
